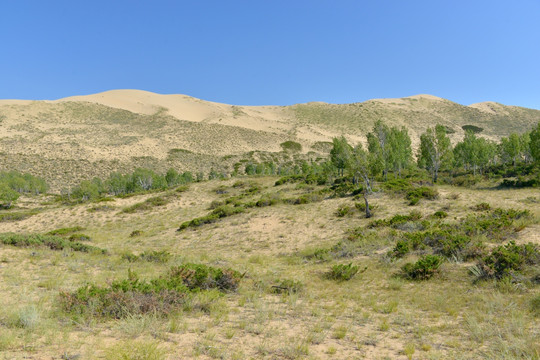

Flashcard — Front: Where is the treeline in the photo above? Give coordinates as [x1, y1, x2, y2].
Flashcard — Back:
[67, 168, 195, 202]
[0, 171, 49, 208]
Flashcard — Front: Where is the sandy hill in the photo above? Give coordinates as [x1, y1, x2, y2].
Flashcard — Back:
[0, 89, 539, 190]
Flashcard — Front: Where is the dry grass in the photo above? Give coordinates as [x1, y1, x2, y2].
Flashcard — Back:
[0, 177, 538, 359]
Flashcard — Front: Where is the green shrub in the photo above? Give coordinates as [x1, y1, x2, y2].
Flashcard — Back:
[406, 186, 438, 205]
[129, 230, 143, 237]
[0, 210, 38, 222]
[46, 226, 85, 236]
[68, 233, 91, 242]
[280, 141, 302, 152]
[391, 240, 410, 258]
[0, 233, 106, 253]
[326, 263, 362, 281]
[335, 205, 352, 217]
[475, 241, 539, 279]
[462, 125, 483, 133]
[401, 255, 443, 280]
[432, 211, 448, 219]
[177, 205, 246, 231]
[59, 264, 242, 319]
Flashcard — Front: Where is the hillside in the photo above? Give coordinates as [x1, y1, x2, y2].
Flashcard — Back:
[1, 90, 539, 191]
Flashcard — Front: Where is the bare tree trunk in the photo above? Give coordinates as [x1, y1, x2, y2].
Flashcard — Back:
[363, 190, 371, 218]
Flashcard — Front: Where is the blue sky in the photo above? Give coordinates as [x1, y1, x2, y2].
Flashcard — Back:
[1, 0, 539, 109]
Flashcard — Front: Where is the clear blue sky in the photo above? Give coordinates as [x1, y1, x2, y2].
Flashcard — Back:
[1, 0, 539, 109]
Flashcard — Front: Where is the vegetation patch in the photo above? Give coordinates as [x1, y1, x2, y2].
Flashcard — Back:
[121, 196, 169, 213]
[401, 255, 443, 280]
[473, 241, 539, 280]
[122, 250, 172, 263]
[461, 124, 484, 133]
[0, 210, 39, 222]
[60, 264, 242, 319]
[177, 205, 246, 231]
[326, 263, 363, 281]
[406, 186, 438, 205]
[280, 141, 302, 152]
[0, 233, 106, 253]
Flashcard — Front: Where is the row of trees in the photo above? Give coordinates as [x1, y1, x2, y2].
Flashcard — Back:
[420, 122, 540, 182]
[328, 121, 539, 216]
[69, 168, 195, 201]
[0, 171, 49, 208]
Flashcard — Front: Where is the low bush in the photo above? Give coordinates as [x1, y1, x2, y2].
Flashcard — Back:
[46, 226, 85, 236]
[406, 186, 438, 205]
[472, 202, 491, 211]
[401, 255, 443, 280]
[335, 205, 352, 217]
[0, 210, 38, 222]
[475, 241, 539, 280]
[68, 233, 91, 242]
[432, 211, 448, 219]
[59, 264, 242, 319]
[0, 233, 106, 253]
[326, 263, 362, 281]
[122, 250, 172, 263]
[129, 230, 143, 237]
[177, 205, 245, 231]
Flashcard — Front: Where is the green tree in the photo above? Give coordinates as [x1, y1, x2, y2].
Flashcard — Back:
[0, 183, 20, 208]
[388, 126, 412, 177]
[530, 122, 540, 163]
[346, 144, 379, 218]
[367, 120, 391, 180]
[330, 136, 353, 177]
[418, 124, 453, 182]
[453, 130, 496, 174]
[500, 133, 522, 166]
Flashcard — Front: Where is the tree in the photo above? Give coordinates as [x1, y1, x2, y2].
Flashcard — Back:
[0, 183, 20, 208]
[388, 126, 412, 177]
[500, 133, 522, 166]
[455, 131, 497, 174]
[346, 144, 379, 218]
[418, 125, 453, 182]
[530, 122, 540, 163]
[367, 120, 391, 180]
[330, 136, 353, 177]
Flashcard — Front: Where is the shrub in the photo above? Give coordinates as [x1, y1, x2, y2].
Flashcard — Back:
[59, 264, 242, 319]
[462, 125, 483, 133]
[0, 210, 38, 222]
[0, 233, 106, 253]
[391, 240, 410, 258]
[121, 196, 168, 213]
[475, 241, 539, 279]
[406, 186, 438, 205]
[68, 234, 91, 242]
[401, 255, 443, 280]
[177, 205, 245, 231]
[432, 211, 448, 219]
[280, 141, 302, 152]
[335, 205, 352, 217]
[531, 295, 540, 316]
[472, 202, 491, 211]
[139, 250, 172, 263]
[46, 226, 85, 236]
[326, 263, 362, 281]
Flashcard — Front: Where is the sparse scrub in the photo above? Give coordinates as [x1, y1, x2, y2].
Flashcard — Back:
[406, 186, 438, 205]
[121, 196, 168, 213]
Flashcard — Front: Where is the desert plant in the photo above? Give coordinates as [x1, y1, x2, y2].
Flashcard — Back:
[326, 263, 363, 281]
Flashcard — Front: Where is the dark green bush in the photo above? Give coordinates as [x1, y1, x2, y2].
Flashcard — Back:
[462, 125, 483, 133]
[177, 205, 246, 231]
[68, 234, 91, 242]
[472, 202, 491, 211]
[402, 255, 443, 280]
[476, 241, 539, 279]
[432, 211, 448, 219]
[121, 196, 169, 213]
[129, 230, 143, 237]
[280, 141, 302, 152]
